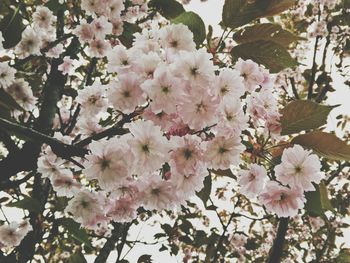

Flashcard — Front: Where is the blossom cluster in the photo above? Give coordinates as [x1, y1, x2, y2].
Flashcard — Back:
[238, 144, 323, 217]
[32, 18, 288, 231]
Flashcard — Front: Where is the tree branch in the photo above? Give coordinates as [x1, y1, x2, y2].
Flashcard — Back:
[94, 223, 124, 263]
[308, 36, 320, 100]
[267, 217, 289, 263]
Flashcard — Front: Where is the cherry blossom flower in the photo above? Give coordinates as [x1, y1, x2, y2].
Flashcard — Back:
[0, 62, 16, 88]
[238, 164, 268, 198]
[37, 148, 68, 179]
[206, 135, 244, 170]
[215, 99, 248, 136]
[51, 172, 81, 197]
[47, 43, 64, 58]
[33, 6, 56, 30]
[107, 73, 145, 114]
[214, 68, 245, 100]
[141, 67, 183, 114]
[139, 175, 177, 210]
[58, 56, 76, 76]
[159, 24, 195, 52]
[127, 120, 172, 174]
[84, 138, 131, 190]
[177, 91, 218, 131]
[76, 81, 108, 115]
[107, 197, 138, 222]
[235, 58, 264, 92]
[169, 135, 206, 177]
[0, 219, 32, 247]
[73, 19, 94, 43]
[106, 45, 132, 73]
[88, 38, 111, 58]
[91, 16, 113, 39]
[173, 49, 216, 87]
[65, 190, 108, 229]
[15, 27, 42, 58]
[259, 181, 305, 217]
[274, 145, 323, 192]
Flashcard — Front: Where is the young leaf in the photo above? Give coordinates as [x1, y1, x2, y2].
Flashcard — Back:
[292, 131, 350, 161]
[67, 251, 87, 263]
[7, 196, 42, 213]
[231, 40, 297, 73]
[305, 181, 334, 217]
[0, 88, 23, 111]
[196, 174, 212, 208]
[222, 0, 295, 29]
[232, 23, 302, 47]
[118, 22, 141, 48]
[280, 100, 338, 135]
[171, 11, 206, 46]
[0, 8, 24, 49]
[148, 0, 185, 19]
[59, 218, 93, 249]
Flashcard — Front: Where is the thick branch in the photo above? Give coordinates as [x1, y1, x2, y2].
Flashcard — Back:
[0, 117, 87, 158]
[94, 223, 124, 263]
[267, 217, 289, 263]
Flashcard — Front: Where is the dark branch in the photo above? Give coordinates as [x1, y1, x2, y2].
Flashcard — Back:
[307, 36, 320, 100]
[267, 217, 289, 263]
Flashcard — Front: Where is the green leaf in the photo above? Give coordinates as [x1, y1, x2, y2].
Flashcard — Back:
[305, 181, 334, 217]
[137, 254, 152, 263]
[59, 218, 93, 249]
[0, 89, 23, 111]
[171, 11, 206, 46]
[337, 249, 350, 263]
[280, 100, 337, 135]
[7, 196, 41, 213]
[231, 40, 297, 73]
[67, 251, 87, 263]
[149, 0, 185, 19]
[196, 174, 212, 208]
[232, 23, 302, 47]
[0, 7, 25, 49]
[118, 22, 141, 48]
[222, 0, 295, 29]
[45, 0, 66, 14]
[292, 131, 350, 161]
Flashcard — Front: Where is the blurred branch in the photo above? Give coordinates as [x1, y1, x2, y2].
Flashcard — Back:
[289, 77, 299, 100]
[267, 217, 289, 263]
[94, 223, 124, 263]
[308, 36, 320, 100]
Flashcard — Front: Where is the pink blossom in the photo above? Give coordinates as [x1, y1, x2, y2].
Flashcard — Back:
[127, 120, 172, 174]
[141, 67, 183, 114]
[91, 16, 113, 39]
[65, 190, 108, 229]
[274, 145, 323, 192]
[159, 24, 195, 52]
[88, 38, 111, 58]
[205, 135, 244, 170]
[235, 58, 264, 92]
[238, 164, 268, 198]
[58, 56, 76, 75]
[107, 197, 137, 222]
[259, 181, 305, 217]
[139, 175, 177, 210]
[0, 219, 32, 247]
[73, 19, 94, 43]
[84, 138, 131, 190]
[214, 68, 245, 100]
[177, 91, 218, 131]
[76, 81, 108, 116]
[107, 73, 145, 114]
